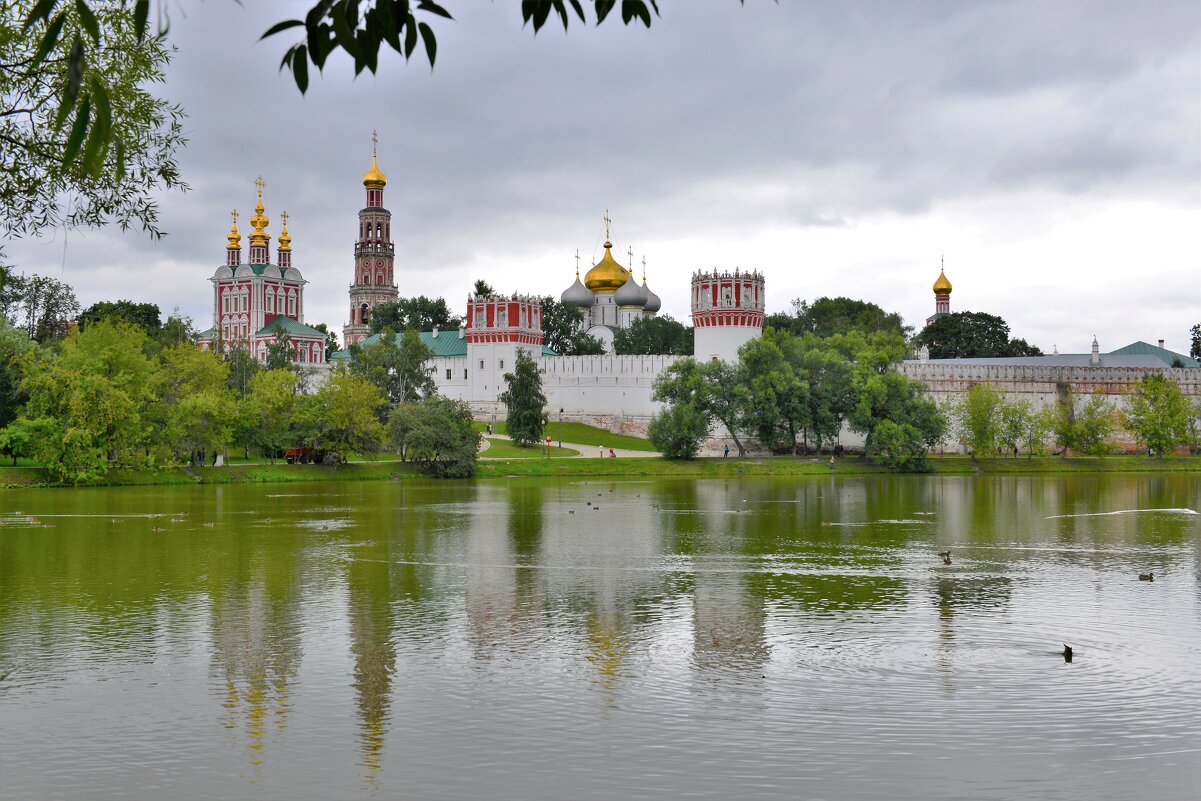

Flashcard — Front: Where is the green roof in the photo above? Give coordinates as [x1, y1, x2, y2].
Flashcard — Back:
[330, 329, 557, 360]
[1108, 341, 1199, 368]
[256, 316, 326, 339]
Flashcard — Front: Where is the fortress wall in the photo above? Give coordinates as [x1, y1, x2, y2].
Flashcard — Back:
[899, 364, 1201, 406]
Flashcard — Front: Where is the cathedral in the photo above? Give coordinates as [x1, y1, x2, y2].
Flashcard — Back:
[197, 177, 329, 364]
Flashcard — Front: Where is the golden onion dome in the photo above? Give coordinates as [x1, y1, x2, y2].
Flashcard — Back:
[933, 268, 952, 295]
[362, 155, 387, 189]
[278, 211, 292, 251]
[226, 211, 241, 249]
[583, 241, 632, 292]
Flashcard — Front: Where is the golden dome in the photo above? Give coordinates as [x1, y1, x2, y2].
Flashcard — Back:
[933, 268, 952, 295]
[362, 132, 387, 188]
[278, 210, 292, 251]
[248, 176, 269, 246]
[584, 241, 631, 292]
[226, 210, 241, 249]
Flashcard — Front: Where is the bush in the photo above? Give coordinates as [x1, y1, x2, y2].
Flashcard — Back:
[648, 401, 710, 459]
[402, 396, 480, 478]
[871, 420, 931, 471]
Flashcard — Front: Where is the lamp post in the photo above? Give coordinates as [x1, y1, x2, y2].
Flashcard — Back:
[558, 408, 563, 448]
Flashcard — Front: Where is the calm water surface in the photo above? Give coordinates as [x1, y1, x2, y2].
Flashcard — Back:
[1, 474, 1199, 800]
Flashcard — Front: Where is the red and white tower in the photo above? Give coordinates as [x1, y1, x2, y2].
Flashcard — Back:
[690, 268, 765, 362]
[343, 131, 398, 347]
[465, 292, 543, 400]
[926, 260, 952, 327]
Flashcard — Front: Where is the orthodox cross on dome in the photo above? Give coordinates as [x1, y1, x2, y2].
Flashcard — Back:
[642, 255, 647, 281]
[281, 210, 288, 227]
[627, 246, 634, 267]
[603, 209, 611, 241]
[255, 175, 265, 200]
[231, 209, 238, 226]
[575, 249, 580, 277]
[372, 128, 378, 158]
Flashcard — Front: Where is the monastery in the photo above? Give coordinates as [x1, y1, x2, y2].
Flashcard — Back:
[198, 141, 1199, 443]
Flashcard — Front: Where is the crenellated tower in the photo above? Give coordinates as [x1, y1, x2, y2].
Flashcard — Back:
[465, 292, 543, 400]
[690, 268, 765, 362]
[343, 131, 399, 347]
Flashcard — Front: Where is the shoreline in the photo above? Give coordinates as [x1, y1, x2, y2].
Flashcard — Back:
[2, 455, 1198, 489]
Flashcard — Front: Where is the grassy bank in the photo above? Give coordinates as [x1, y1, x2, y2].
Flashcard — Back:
[3, 454, 1198, 489]
[482, 439, 580, 458]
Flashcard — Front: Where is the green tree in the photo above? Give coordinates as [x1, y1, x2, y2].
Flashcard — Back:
[771, 296, 910, 339]
[647, 401, 709, 459]
[737, 334, 808, 454]
[1123, 374, 1191, 456]
[156, 343, 235, 465]
[783, 332, 855, 452]
[499, 349, 547, 446]
[871, 419, 930, 470]
[1053, 387, 1114, 456]
[540, 295, 605, 356]
[997, 398, 1032, 457]
[79, 299, 160, 332]
[1190, 323, 1200, 362]
[401, 396, 479, 478]
[0, 318, 34, 431]
[3, 1, 186, 269]
[848, 367, 945, 463]
[349, 329, 436, 405]
[304, 368, 386, 458]
[1, 274, 81, 342]
[473, 280, 494, 296]
[264, 321, 295, 370]
[311, 322, 340, 361]
[239, 369, 302, 462]
[224, 343, 261, 400]
[955, 383, 1005, 457]
[368, 296, 461, 335]
[913, 311, 1043, 359]
[613, 315, 694, 356]
[16, 319, 159, 481]
[157, 309, 196, 348]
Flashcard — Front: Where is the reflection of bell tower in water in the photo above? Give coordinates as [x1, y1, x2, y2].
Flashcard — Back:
[343, 131, 399, 347]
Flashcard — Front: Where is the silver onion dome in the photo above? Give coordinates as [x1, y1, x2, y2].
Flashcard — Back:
[642, 280, 661, 314]
[561, 276, 594, 308]
[614, 274, 648, 307]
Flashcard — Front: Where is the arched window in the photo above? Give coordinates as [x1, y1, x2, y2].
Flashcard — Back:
[265, 287, 275, 313]
[287, 293, 296, 317]
[360, 303, 369, 325]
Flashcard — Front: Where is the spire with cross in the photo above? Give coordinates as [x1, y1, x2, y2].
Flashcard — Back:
[642, 255, 647, 282]
[575, 249, 580, 277]
[627, 246, 634, 269]
[372, 129, 378, 159]
[603, 210, 611, 241]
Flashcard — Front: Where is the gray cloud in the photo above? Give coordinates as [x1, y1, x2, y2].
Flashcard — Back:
[6, 0, 1199, 348]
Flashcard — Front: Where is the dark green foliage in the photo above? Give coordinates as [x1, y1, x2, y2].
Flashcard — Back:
[473, 280, 494, 296]
[647, 401, 709, 459]
[540, 295, 605, 355]
[613, 315, 693, 356]
[350, 329, 436, 405]
[770, 297, 911, 339]
[913, 311, 1043, 359]
[224, 344, 261, 400]
[499, 349, 547, 446]
[1190, 323, 1200, 361]
[264, 321, 295, 371]
[79, 300, 160, 332]
[391, 396, 479, 478]
[369, 296, 462, 335]
[311, 322, 340, 361]
[871, 420, 931, 471]
[1123, 374, 1191, 456]
[0, 274, 80, 342]
[1050, 387, 1114, 456]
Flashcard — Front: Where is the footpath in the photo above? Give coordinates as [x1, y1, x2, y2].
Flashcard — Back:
[479, 433, 660, 459]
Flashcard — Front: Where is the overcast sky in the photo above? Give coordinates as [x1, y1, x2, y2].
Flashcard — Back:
[9, 1, 1200, 352]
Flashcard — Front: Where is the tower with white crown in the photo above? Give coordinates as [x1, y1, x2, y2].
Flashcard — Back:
[343, 131, 398, 347]
[465, 292, 544, 401]
[690, 268, 765, 362]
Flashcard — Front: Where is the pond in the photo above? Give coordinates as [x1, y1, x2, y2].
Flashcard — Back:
[1, 474, 1198, 800]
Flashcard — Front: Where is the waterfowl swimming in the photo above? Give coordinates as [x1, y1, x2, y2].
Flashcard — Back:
[568, 510, 575, 515]
[942, 555, 952, 565]
[1139, 572, 1154, 582]
[1063, 644, 1073, 662]
[938, 551, 951, 558]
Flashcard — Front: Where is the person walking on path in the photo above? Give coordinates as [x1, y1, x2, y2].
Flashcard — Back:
[609, 448, 616, 458]
[723, 444, 729, 459]
[599, 445, 605, 459]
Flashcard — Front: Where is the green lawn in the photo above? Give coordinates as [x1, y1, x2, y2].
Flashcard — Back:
[482, 438, 579, 458]
[472, 421, 656, 452]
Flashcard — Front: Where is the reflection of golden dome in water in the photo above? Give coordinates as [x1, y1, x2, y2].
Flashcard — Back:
[933, 268, 952, 295]
[583, 241, 631, 292]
